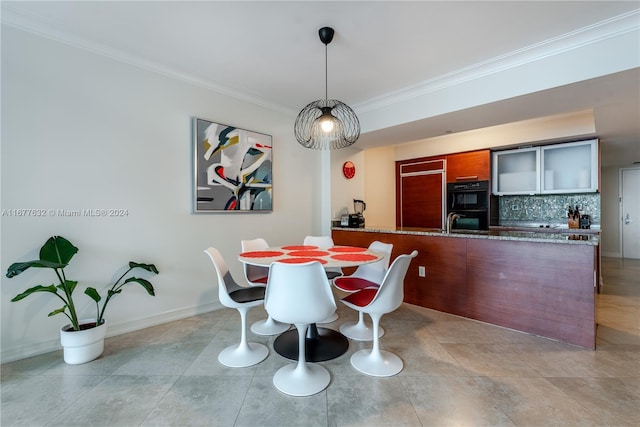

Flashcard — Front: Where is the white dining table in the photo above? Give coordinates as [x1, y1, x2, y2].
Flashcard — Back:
[238, 245, 384, 362]
[238, 244, 383, 269]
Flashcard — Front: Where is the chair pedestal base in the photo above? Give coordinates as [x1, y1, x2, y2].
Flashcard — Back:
[251, 316, 290, 336]
[274, 324, 348, 362]
[273, 363, 330, 397]
[350, 348, 403, 377]
[218, 342, 268, 368]
[340, 320, 385, 341]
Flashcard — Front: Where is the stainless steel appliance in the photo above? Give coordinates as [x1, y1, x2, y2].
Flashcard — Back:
[447, 181, 490, 230]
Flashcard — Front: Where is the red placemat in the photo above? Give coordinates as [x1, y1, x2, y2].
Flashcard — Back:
[331, 253, 379, 262]
[240, 250, 284, 258]
[281, 245, 318, 250]
[277, 257, 327, 264]
[288, 250, 330, 257]
[329, 246, 367, 253]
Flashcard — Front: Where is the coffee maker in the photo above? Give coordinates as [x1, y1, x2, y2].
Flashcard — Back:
[349, 199, 366, 228]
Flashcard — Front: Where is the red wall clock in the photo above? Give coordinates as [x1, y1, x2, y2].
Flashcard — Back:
[342, 161, 356, 179]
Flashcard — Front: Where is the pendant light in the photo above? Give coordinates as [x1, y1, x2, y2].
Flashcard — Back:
[294, 27, 360, 150]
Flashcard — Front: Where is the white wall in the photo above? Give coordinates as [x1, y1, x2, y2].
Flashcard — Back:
[364, 146, 396, 228]
[1, 27, 322, 361]
[330, 147, 365, 220]
[329, 145, 396, 229]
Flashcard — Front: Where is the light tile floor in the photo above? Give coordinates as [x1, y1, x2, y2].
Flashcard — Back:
[2, 257, 638, 426]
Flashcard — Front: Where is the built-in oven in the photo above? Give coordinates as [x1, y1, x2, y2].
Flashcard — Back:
[450, 211, 488, 231]
[447, 180, 490, 230]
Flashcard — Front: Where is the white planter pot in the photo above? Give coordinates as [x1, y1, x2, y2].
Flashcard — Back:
[60, 319, 107, 364]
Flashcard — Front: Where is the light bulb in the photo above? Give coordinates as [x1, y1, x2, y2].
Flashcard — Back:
[320, 118, 334, 133]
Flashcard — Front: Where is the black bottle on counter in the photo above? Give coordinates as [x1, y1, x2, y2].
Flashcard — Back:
[580, 214, 591, 229]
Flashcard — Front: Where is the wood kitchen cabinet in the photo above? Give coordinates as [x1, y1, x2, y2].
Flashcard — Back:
[396, 158, 445, 229]
[446, 150, 490, 182]
[396, 150, 492, 229]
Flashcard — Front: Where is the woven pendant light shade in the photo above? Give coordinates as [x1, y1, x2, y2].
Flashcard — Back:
[294, 27, 360, 150]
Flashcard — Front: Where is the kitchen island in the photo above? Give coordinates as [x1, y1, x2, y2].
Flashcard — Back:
[332, 226, 599, 349]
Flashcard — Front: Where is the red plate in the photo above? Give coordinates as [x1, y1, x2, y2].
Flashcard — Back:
[277, 257, 327, 264]
[288, 250, 330, 257]
[331, 253, 379, 262]
[240, 250, 284, 258]
[328, 246, 367, 253]
[281, 245, 318, 250]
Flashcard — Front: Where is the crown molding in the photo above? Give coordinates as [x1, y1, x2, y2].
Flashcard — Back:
[356, 9, 640, 113]
[3, 5, 637, 119]
[0, 5, 297, 117]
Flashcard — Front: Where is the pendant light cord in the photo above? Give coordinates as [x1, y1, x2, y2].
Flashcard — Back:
[324, 43, 328, 103]
[293, 26, 360, 149]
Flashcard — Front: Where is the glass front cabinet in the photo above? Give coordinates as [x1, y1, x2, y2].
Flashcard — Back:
[492, 147, 540, 195]
[540, 140, 598, 193]
[492, 139, 598, 195]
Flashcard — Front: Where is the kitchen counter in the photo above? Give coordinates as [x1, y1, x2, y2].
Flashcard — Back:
[332, 226, 598, 349]
[332, 226, 599, 245]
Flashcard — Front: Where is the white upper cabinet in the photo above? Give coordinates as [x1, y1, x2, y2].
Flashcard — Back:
[540, 140, 598, 193]
[492, 147, 540, 195]
[492, 139, 598, 195]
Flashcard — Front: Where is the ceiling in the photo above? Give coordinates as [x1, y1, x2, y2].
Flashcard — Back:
[3, 1, 639, 166]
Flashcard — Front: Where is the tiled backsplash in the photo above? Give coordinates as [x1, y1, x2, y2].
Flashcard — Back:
[498, 193, 600, 226]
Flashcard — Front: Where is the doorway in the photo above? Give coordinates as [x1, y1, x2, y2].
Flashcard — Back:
[620, 168, 640, 259]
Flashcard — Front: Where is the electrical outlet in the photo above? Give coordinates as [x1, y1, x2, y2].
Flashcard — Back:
[418, 266, 426, 277]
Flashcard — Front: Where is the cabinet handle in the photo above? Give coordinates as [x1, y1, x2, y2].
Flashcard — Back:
[456, 175, 478, 181]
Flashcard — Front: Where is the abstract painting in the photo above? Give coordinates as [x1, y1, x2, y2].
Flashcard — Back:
[193, 117, 272, 212]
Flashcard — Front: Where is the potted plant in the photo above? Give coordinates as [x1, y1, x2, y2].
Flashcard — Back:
[6, 235, 158, 364]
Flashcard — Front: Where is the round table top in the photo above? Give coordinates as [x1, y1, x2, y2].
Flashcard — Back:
[238, 245, 383, 268]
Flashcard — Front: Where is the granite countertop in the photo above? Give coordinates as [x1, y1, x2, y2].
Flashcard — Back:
[332, 226, 599, 245]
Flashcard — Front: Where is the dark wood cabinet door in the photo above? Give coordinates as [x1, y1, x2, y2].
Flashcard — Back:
[446, 150, 490, 182]
[400, 173, 443, 228]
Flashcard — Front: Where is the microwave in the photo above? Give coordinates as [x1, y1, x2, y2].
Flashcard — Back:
[447, 180, 489, 211]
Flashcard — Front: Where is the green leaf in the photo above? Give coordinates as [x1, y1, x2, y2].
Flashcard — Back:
[11, 284, 58, 302]
[57, 280, 78, 295]
[6, 260, 67, 278]
[129, 262, 159, 274]
[40, 236, 78, 265]
[123, 277, 155, 296]
[48, 307, 67, 317]
[84, 287, 101, 303]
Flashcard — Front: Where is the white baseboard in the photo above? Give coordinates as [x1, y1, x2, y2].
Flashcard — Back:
[0, 302, 224, 364]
